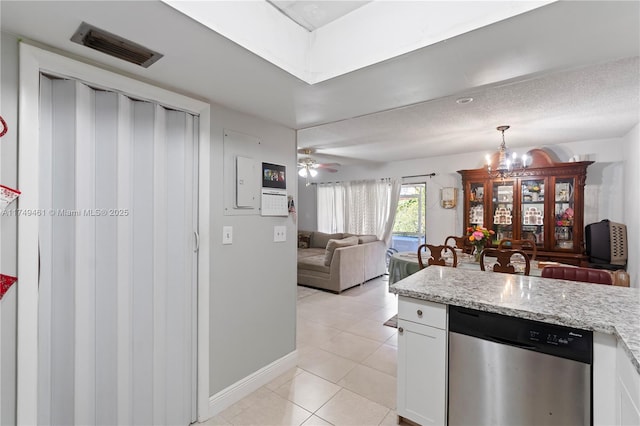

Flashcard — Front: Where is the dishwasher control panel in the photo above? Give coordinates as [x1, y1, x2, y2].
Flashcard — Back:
[449, 306, 593, 364]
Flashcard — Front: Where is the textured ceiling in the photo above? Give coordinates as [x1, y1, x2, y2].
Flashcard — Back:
[298, 57, 640, 164]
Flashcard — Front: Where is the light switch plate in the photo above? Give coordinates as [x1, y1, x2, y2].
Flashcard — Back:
[274, 225, 286, 242]
[223, 226, 233, 245]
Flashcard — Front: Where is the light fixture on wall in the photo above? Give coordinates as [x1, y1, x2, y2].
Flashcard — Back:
[485, 125, 529, 180]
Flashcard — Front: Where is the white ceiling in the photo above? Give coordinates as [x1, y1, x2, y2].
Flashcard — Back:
[1, 1, 639, 167]
[268, 0, 371, 31]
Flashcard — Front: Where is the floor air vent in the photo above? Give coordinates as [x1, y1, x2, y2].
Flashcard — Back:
[71, 22, 163, 68]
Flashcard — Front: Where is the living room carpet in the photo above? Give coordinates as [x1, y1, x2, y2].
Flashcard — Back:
[383, 314, 398, 328]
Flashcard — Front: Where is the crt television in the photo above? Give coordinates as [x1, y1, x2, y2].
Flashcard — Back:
[585, 219, 627, 270]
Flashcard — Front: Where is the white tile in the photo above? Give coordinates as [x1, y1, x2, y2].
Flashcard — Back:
[199, 414, 232, 425]
[297, 347, 358, 383]
[318, 331, 382, 362]
[267, 367, 304, 391]
[301, 415, 334, 426]
[338, 364, 397, 409]
[227, 387, 312, 426]
[362, 344, 397, 377]
[274, 371, 341, 412]
[345, 317, 397, 342]
[219, 386, 274, 421]
[315, 388, 390, 426]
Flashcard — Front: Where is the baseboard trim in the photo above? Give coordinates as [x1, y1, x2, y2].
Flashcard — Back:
[207, 350, 298, 418]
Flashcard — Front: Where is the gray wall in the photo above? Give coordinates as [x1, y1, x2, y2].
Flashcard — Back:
[0, 33, 19, 426]
[0, 32, 298, 422]
[208, 106, 297, 394]
[297, 177, 317, 231]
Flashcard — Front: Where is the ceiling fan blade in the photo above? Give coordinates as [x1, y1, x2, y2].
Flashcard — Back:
[324, 168, 338, 173]
[316, 162, 340, 168]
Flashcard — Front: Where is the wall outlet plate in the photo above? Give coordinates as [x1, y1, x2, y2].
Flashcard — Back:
[223, 226, 233, 245]
[274, 225, 286, 242]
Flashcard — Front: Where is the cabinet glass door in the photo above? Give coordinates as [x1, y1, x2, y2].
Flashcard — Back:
[468, 182, 485, 227]
[554, 177, 576, 250]
[520, 179, 545, 247]
[491, 181, 514, 245]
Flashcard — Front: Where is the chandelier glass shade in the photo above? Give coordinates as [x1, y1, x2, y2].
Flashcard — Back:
[485, 125, 529, 179]
[298, 166, 318, 178]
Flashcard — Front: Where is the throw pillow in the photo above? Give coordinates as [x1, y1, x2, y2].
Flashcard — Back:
[324, 236, 359, 266]
[298, 232, 311, 249]
[312, 231, 344, 249]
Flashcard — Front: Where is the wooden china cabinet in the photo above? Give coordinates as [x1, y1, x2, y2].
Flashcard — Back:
[458, 149, 593, 265]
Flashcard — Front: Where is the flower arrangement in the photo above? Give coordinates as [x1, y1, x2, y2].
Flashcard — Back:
[467, 226, 495, 261]
[556, 207, 574, 227]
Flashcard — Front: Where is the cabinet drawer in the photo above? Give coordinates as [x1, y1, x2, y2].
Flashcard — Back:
[398, 296, 446, 329]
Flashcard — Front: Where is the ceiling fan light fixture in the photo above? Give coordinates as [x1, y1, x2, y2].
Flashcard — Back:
[309, 168, 318, 177]
[298, 167, 308, 177]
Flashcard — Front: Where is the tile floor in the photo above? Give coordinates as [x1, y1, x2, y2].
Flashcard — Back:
[204, 276, 412, 426]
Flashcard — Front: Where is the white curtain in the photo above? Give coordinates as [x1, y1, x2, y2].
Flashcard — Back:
[38, 76, 198, 426]
[317, 178, 401, 246]
[317, 182, 345, 233]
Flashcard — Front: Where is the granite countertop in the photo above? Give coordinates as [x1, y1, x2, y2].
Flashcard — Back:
[390, 266, 640, 373]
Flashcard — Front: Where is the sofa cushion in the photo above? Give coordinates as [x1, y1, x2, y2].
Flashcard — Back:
[312, 231, 344, 249]
[297, 248, 326, 259]
[324, 236, 359, 266]
[298, 232, 312, 248]
[357, 234, 378, 244]
[298, 254, 331, 273]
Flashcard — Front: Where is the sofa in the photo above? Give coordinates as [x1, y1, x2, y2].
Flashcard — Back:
[297, 231, 387, 293]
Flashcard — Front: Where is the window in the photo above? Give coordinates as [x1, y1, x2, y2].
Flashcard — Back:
[391, 183, 426, 252]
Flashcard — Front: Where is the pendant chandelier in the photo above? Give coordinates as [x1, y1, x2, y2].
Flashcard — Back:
[485, 125, 529, 180]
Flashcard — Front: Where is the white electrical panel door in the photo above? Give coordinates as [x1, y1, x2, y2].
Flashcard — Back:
[236, 156, 258, 208]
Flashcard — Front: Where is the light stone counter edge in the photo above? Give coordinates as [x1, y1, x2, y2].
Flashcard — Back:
[389, 266, 640, 374]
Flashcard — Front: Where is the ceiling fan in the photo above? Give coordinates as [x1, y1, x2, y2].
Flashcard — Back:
[297, 149, 339, 184]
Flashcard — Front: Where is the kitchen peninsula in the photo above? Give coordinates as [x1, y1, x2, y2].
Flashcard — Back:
[390, 266, 640, 426]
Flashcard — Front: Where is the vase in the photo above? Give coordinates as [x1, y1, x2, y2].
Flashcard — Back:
[473, 245, 485, 262]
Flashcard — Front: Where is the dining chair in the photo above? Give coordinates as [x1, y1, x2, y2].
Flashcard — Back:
[417, 244, 458, 269]
[480, 248, 531, 276]
[497, 238, 537, 260]
[541, 265, 612, 285]
[444, 236, 474, 254]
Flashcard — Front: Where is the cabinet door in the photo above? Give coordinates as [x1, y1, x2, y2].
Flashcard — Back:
[397, 319, 447, 426]
[616, 341, 640, 425]
[467, 181, 486, 228]
[520, 178, 546, 248]
[490, 180, 516, 245]
[552, 177, 578, 251]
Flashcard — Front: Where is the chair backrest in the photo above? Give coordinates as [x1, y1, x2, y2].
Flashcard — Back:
[541, 265, 613, 285]
[417, 244, 458, 269]
[480, 248, 531, 276]
[497, 238, 537, 260]
[444, 236, 473, 254]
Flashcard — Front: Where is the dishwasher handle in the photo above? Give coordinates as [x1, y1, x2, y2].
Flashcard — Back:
[484, 334, 537, 351]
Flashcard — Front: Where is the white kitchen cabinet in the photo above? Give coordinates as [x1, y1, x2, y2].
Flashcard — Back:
[616, 342, 640, 425]
[397, 297, 447, 426]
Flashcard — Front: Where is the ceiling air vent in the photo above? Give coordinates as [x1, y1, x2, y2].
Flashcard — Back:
[71, 22, 163, 68]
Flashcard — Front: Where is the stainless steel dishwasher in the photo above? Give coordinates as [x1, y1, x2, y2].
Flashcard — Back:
[448, 306, 592, 426]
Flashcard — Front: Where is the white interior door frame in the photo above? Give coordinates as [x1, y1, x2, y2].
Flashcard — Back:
[17, 43, 211, 424]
